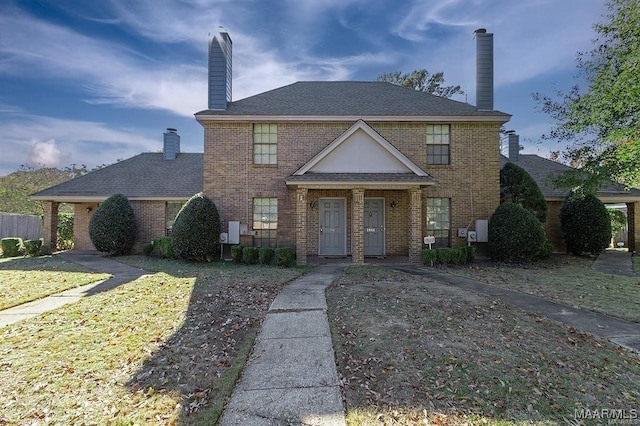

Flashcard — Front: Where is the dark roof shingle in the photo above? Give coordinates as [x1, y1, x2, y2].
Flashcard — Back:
[31, 153, 202, 200]
[501, 154, 640, 200]
[196, 81, 510, 118]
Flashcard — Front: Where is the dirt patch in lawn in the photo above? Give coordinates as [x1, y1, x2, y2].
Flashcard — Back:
[0, 257, 306, 425]
[327, 266, 640, 425]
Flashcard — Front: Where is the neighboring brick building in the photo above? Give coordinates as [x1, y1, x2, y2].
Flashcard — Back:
[501, 135, 640, 252]
[32, 30, 517, 264]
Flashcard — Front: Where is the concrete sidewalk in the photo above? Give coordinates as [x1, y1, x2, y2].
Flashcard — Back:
[394, 261, 640, 354]
[220, 265, 347, 426]
[0, 251, 145, 328]
[592, 248, 637, 277]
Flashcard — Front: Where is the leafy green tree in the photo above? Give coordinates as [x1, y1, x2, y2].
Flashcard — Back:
[89, 194, 137, 255]
[171, 192, 220, 261]
[534, 0, 640, 188]
[500, 162, 548, 222]
[376, 69, 464, 98]
[0, 163, 112, 216]
[560, 192, 611, 255]
[608, 208, 627, 240]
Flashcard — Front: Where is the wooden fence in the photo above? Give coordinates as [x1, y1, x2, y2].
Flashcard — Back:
[0, 214, 43, 241]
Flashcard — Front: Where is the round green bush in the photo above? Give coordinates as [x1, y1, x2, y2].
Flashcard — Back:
[89, 194, 137, 255]
[560, 193, 611, 255]
[488, 202, 548, 262]
[171, 192, 220, 261]
[258, 247, 274, 265]
[242, 246, 259, 265]
[500, 162, 548, 222]
[23, 239, 43, 256]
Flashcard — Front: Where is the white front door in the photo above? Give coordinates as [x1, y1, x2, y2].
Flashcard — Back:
[319, 199, 346, 256]
[364, 198, 384, 256]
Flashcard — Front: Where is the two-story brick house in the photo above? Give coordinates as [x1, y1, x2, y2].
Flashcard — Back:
[33, 30, 513, 264]
[197, 30, 510, 264]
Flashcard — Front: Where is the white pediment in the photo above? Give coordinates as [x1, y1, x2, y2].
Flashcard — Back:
[294, 120, 428, 176]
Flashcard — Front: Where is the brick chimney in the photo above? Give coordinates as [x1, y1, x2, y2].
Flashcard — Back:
[508, 133, 520, 162]
[475, 28, 494, 111]
[208, 31, 232, 110]
[163, 128, 180, 160]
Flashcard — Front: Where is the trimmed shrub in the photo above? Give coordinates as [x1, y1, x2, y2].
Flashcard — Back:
[142, 242, 154, 256]
[1, 237, 24, 257]
[171, 192, 220, 262]
[421, 246, 475, 266]
[421, 249, 438, 265]
[561, 192, 611, 255]
[273, 247, 295, 267]
[89, 194, 137, 255]
[231, 245, 244, 263]
[57, 212, 74, 250]
[488, 202, 548, 262]
[23, 239, 43, 256]
[500, 162, 548, 222]
[152, 237, 174, 258]
[259, 247, 274, 265]
[242, 246, 260, 265]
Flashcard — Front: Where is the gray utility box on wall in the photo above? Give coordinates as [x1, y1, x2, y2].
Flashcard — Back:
[475, 219, 488, 243]
[228, 221, 240, 244]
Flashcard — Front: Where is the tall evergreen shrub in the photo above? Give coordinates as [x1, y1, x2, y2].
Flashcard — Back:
[171, 192, 220, 261]
[488, 202, 548, 262]
[560, 192, 611, 255]
[500, 162, 548, 222]
[88, 194, 137, 255]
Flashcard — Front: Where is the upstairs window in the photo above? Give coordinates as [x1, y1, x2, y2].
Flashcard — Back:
[426, 124, 450, 165]
[253, 198, 278, 247]
[253, 123, 277, 165]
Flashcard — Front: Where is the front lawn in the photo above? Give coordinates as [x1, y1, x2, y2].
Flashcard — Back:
[0, 256, 306, 425]
[0, 256, 111, 310]
[443, 254, 640, 322]
[327, 266, 640, 425]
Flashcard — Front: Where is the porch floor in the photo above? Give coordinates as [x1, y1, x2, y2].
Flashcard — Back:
[306, 255, 414, 266]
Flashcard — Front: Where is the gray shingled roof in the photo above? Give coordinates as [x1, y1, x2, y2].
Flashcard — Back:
[31, 153, 202, 201]
[501, 154, 640, 200]
[196, 81, 511, 118]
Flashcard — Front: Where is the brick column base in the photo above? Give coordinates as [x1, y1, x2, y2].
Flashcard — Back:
[351, 189, 364, 264]
[408, 188, 422, 263]
[42, 201, 59, 254]
[296, 188, 308, 265]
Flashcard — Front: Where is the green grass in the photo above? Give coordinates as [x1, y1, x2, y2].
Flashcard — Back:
[633, 253, 640, 275]
[0, 256, 111, 310]
[0, 256, 306, 425]
[442, 254, 640, 322]
[327, 266, 640, 425]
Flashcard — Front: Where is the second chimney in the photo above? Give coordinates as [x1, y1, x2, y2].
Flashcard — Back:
[508, 133, 520, 162]
[475, 28, 494, 111]
[163, 128, 180, 160]
[208, 31, 232, 110]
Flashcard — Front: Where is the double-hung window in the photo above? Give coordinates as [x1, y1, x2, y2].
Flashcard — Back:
[253, 198, 277, 247]
[426, 198, 451, 248]
[253, 123, 277, 165]
[426, 124, 450, 165]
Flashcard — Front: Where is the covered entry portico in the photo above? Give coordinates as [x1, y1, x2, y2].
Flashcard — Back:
[285, 120, 436, 265]
[287, 180, 434, 265]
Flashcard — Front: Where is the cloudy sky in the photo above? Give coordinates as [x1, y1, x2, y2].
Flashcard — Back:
[0, 0, 608, 177]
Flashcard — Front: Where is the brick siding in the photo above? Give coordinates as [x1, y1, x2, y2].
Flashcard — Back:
[203, 120, 502, 260]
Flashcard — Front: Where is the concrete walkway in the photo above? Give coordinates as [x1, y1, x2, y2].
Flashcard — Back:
[0, 251, 145, 328]
[592, 248, 637, 277]
[220, 265, 347, 426]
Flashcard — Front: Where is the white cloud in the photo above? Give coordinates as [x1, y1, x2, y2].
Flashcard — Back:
[0, 113, 160, 176]
[27, 139, 64, 168]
